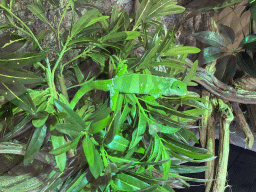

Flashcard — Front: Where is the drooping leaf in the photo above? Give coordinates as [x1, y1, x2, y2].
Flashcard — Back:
[82, 137, 94, 167]
[218, 23, 236, 44]
[0, 66, 44, 84]
[54, 99, 87, 131]
[49, 134, 82, 155]
[214, 55, 236, 83]
[129, 112, 147, 149]
[236, 51, 256, 77]
[24, 125, 47, 165]
[240, 34, 256, 52]
[0, 34, 26, 57]
[198, 46, 226, 65]
[192, 31, 226, 47]
[89, 149, 104, 179]
[0, 82, 37, 115]
[51, 134, 66, 172]
[113, 173, 150, 191]
[134, 0, 153, 30]
[27, 3, 53, 29]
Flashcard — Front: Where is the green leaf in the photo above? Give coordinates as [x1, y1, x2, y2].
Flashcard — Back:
[198, 46, 226, 65]
[110, 4, 119, 26]
[55, 123, 82, 137]
[0, 34, 26, 56]
[54, 99, 87, 131]
[192, 31, 226, 47]
[24, 125, 47, 165]
[114, 173, 150, 191]
[214, 55, 236, 83]
[89, 149, 103, 179]
[240, 34, 256, 52]
[0, 66, 43, 84]
[104, 110, 121, 144]
[170, 165, 207, 174]
[32, 30, 51, 49]
[162, 45, 201, 57]
[47, 0, 59, 7]
[148, 1, 185, 18]
[134, 0, 153, 30]
[27, 3, 52, 28]
[236, 51, 256, 77]
[106, 135, 129, 152]
[51, 134, 66, 172]
[0, 82, 37, 115]
[101, 31, 140, 42]
[183, 60, 198, 84]
[219, 23, 235, 45]
[70, 9, 105, 38]
[129, 111, 147, 149]
[89, 115, 112, 134]
[49, 135, 82, 155]
[82, 137, 94, 167]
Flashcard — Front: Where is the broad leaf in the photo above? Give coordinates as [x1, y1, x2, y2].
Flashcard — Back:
[214, 55, 236, 83]
[55, 123, 81, 137]
[192, 31, 226, 47]
[218, 23, 235, 45]
[240, 34, 256, 52]
[51, 134, 66, 172]
[198, 46, 226, 65]
[236, 51, 256, 77]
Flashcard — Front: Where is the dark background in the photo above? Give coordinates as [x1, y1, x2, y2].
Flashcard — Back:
[177, 140, 256, 192]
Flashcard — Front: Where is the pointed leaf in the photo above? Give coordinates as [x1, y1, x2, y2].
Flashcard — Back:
[198, 46, 226, 65]
[82, 137, 94, 167]
[214, 55, 236, 83]
[24, 125, 47, 165]
[192, 31, 226, 47]
[55, 123, 82, 137]
[114, 173, 150, 191]
[51, 134, 66, 172]
[219, 23, 235, 45]
[240, 34, 256, 52]
[49, 135, 82, 155]
[27, 4, 52, 27]
[163, 45, 201, 57]
[89, 149, 103, 179]
[236, 51, 256, 77]
[106, 135, 129, 152]
[54, 99, 87, 131]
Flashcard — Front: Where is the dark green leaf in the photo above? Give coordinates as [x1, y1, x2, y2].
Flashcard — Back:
[0, 66, 43, 84]
[55, 123, 81, 137]
[27, 4, 52, 27]
[170, 165, 207, 174]
[54, 99, 87, 131]
[198, 46, 226, 65]
[24, 125, 47, 165]
[33, 30, 51, 49]
[129, 112, 147, 149]
[0, 34, 26, 57]
[49, 135, 82, 155]
[240, 34, 256, 52]
[104, 110, 121, 144]
[192, 31, 226, 47]
[114, 173, 150, 191]
[236, 51, 256, 77]
[134, 0, 153, 30]
[219, 23, 235, 45]
[214, 55, 236, 83]
[183, 60, 198, 84]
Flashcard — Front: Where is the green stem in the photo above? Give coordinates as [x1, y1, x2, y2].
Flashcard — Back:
[58, 74, 69, 102]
